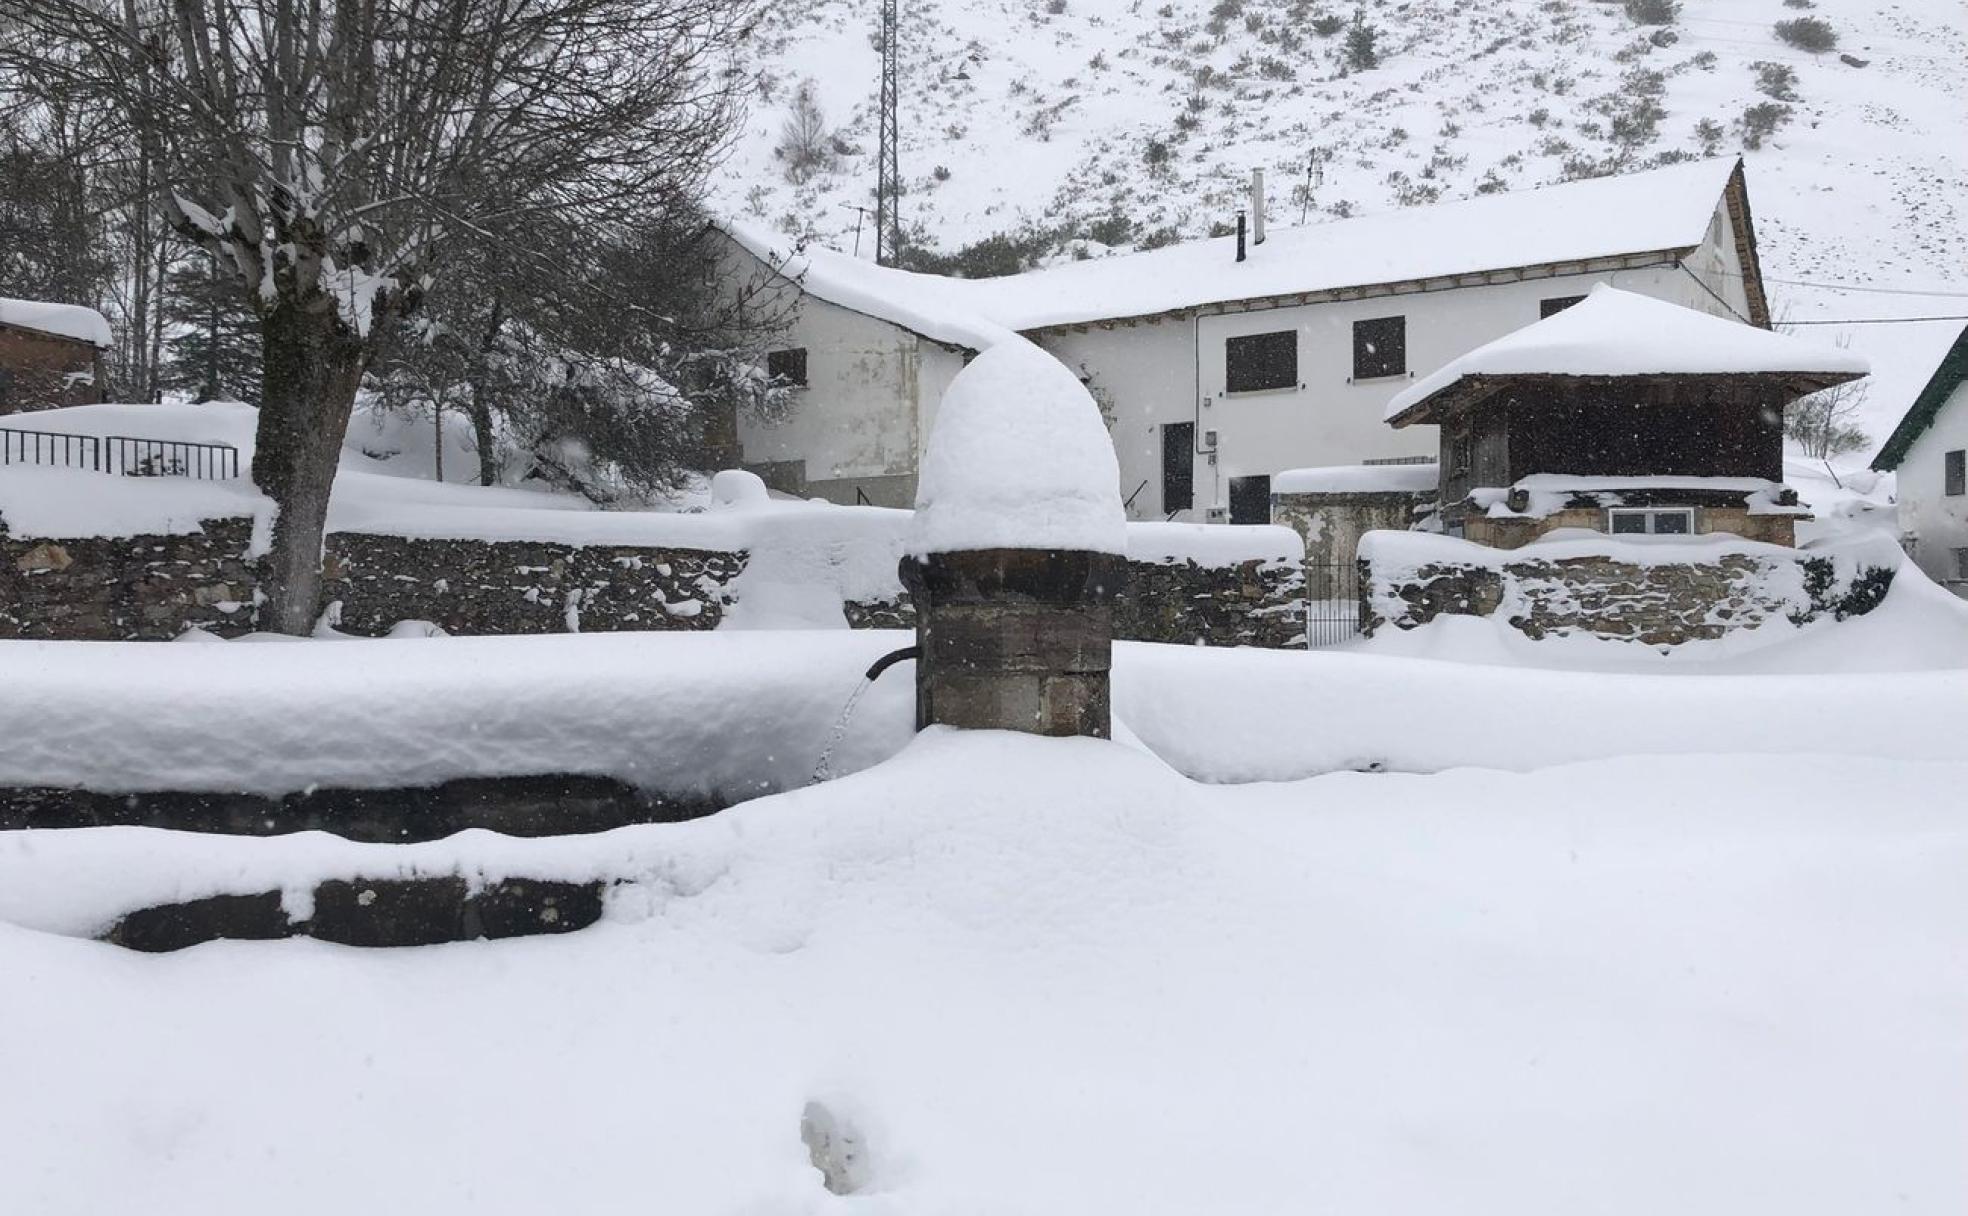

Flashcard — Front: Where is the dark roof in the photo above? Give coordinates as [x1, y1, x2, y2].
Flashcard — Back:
[1871, 323, 1968, 471]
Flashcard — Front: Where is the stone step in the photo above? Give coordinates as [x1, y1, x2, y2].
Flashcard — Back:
[105, 874, 608, 952]
[0, 773, 721, 842]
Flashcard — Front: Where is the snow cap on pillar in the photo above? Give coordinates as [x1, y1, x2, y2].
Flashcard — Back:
[907, 340, 1127, 558]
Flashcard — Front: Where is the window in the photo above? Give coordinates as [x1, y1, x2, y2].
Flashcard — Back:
[1352, 315, 1406, 380]
[1540, 295, 1586, 318]
[1225, 330, 1297, 393]
[1954, 548, 1968, 581]
[1161, 422, 1194, 513]
[1229, 475, 1271, 525]
[1608, 507, 1695, 535]
[1946, 449, 1965, 497]
[766, 348, 808, 387]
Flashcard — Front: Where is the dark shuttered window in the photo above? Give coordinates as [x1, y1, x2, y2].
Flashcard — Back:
[1225, 330, 1297, 393]
[1352, 315, 1406, 379]
[767, 348, 808, 387]
[1946, 449, 1965, 497]
[1162, 422, 1195, 513]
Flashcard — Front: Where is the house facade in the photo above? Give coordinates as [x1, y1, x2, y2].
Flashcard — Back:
[723, 159, 1769, 522]
[0, 298, 112, 415]
[1872, 323, 1968, 594]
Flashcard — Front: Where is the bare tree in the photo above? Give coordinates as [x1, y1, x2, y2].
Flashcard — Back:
[1783, 333, 1870, 460]
[0, 0, 760, 631]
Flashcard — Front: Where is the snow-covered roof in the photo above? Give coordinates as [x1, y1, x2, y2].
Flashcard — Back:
[1385, 285, 1870, 426]
[1467, 475, 1809, 520]
[722, 222, 1015, 353]
[909, 340, 1126, 557]
[0, 297, 112, 348]
[723, 160, 1753, 345]
[958, 158, 1746, 331]
[1274, 462, 1439, 496]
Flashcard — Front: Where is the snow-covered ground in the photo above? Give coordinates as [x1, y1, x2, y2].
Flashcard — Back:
[2, 723, 1964, 1214]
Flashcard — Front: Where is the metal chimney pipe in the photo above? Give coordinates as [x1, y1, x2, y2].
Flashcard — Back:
[1236, 210, 1246, 262]
[1252, 169, 1266, 245]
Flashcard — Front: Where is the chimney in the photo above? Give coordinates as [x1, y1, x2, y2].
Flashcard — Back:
[1236, 210, 1246, 263]
[1251, 169, 1266, 245]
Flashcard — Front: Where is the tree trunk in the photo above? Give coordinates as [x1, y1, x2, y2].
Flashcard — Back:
[255, 302, 368, 634]
[467, 383, 498, 487]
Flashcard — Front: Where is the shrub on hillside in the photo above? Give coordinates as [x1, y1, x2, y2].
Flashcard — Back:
[775, 81, 836, 184]
[1694, 117, 1725, 156]
[1311, 13, 1345, 36]
[1754, 61, 1800, 101]
[1623, 0, 1678, 26]
[1736, 101, 1794, 149]
[1774, 16, 1837, 51]
[1343, 12, 1378, 71]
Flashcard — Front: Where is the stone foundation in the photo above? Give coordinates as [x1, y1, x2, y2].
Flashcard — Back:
[1463, 506, 1798, 550]
[1364, 540, 1894, 646]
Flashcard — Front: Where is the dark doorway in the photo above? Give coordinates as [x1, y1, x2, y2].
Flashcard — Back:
[1229, 474, 1271, 525]
[1162, 422, 1195, 513]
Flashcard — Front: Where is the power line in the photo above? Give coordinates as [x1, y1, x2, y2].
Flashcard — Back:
[1711, 266, 1968, 299]
[1782, 315, 1968, 326]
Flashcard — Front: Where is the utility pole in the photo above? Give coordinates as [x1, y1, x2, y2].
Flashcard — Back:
[842, 203, 873, 257]
[875, 0, 902, 265]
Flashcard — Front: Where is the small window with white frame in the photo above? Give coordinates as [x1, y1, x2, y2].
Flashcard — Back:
[1608, 507, 1694, 535]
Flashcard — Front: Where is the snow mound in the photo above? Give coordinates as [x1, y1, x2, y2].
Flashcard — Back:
[909, 341, 1126, 557]
[0, 297, 112, 348]
[709, 468, 771, 510]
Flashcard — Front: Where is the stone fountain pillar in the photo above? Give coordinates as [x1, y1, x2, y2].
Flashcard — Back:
[902, 548, 1123, 737]
[901, 341, 1129, 739]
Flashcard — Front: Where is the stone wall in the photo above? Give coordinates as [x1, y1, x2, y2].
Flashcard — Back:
[1362, 534, 1894, 646]
[833, 554, 1305, 649]
[3, 521, 1308, 648]
[1, 520, 260, 639]
[1273, 489, 1433, 575]
[324, 533, 746, 635]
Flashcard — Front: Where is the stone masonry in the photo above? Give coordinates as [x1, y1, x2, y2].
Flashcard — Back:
[1, 519, 261, 639]
[323, 533, 746, 635]
[2, 521, 1308, 648]
[1365, 550, 1894, 646]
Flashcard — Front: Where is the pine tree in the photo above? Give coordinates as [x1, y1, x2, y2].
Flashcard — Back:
[1344, 12, 1379, 72]
[160, 253, 262, 403]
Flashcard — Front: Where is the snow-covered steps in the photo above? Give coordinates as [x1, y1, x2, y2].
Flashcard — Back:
[0, 774, 715, 841]
[105, 872, 605, 952]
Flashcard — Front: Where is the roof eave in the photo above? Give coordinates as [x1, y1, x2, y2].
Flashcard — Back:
[1017, 247, 1693, 337]
[1872, 323, 1968, 470]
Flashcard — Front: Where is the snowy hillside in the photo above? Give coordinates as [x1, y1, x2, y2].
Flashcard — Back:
[722, 0, 1968, 446]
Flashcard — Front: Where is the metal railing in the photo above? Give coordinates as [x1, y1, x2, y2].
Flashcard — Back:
[0, 425, 239, 480]
[1, 427, 101, 471]
[1305, 561, 1364, 648]
[104, 434, 240, 479]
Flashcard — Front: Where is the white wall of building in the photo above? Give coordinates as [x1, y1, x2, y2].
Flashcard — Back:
[1034, 203, 1754, 522]
[722, 238, 967, 509]
[1895, 380, 1968, 592]
[724, 195, 1755, 522]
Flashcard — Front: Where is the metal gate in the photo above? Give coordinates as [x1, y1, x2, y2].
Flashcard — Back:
[1305, 561, 1362, 648]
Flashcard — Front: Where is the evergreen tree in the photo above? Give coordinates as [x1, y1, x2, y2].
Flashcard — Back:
[1344, 11, 1379, 72]
[160, 252, 262, 403]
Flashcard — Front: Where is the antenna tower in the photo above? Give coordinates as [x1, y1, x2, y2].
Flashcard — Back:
[875, 0, 902, 265]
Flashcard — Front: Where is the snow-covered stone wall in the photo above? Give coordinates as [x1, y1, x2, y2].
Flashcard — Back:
[2, 509, 1306, 647]
[1361, 531, 1895, 646]
[1, 522, 259, 640]
[325, 533, 746, 636]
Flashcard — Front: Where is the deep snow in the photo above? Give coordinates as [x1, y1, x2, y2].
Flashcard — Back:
[1, 729, 1964, 1215]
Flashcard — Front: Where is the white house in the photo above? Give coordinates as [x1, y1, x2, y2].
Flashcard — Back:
[1872, 323, 1968, 595]
[722, 157, 1769, 520]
